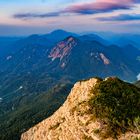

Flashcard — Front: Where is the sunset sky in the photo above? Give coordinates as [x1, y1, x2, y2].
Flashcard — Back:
[0, 0, 140, 36]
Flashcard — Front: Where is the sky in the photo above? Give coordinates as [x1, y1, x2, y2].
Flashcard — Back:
[0, 0, 140, 36]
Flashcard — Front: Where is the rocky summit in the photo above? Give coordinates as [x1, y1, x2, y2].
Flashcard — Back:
[21, 77, 140, 140]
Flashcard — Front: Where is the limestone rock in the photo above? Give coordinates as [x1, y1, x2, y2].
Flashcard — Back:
[21, 78, 140, 140]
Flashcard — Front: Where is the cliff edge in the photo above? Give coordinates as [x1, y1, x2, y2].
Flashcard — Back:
[21, 77, 140, 140]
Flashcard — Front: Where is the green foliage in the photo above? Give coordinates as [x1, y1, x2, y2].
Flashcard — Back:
[0, 83, 72, 140]
[83, 135, 93, 140]
[133, 137, 140, 140]
[93, 129, 100, 134]
[89, 77, 140, 138]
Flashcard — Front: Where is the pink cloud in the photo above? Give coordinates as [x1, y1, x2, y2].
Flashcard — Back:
[64, 0, 139, 14]
[97, 0, 138, 3]
[13, 0, 140, 19]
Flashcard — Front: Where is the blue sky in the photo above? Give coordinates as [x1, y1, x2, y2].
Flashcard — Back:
[0, 0, 140, 36]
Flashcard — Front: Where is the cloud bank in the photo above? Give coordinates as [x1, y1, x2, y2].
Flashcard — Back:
[97, 14, 140, 21]
[13, 0, 140, 19]
[65, 0, 134, 15]
[14, 12, 60, 19]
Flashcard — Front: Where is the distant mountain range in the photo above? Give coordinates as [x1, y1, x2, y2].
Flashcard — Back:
[1, 30, 140, 80]
[84, 31, 140, 49]
[0, 29, 140, 140]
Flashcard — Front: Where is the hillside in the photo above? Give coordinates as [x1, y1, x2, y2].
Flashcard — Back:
[46, 36, 140, 81]
[21, 77, 140, 140]
[0, 83, 72, 140]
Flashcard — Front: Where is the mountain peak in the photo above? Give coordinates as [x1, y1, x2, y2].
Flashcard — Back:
[64, 35, 78, 42]
[51, 29, 68, 34]
[48, 36, 77, 61]
[21, 77, 140, 140]
[50, 29, 77, 37]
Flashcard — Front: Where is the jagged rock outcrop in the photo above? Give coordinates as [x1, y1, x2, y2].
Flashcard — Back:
[21, 78, 140, 140]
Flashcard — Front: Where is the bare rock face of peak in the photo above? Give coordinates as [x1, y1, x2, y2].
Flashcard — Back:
[21, 77, 140, 140]
[48, 36, 77, 61]
[21, 78, 99, 140]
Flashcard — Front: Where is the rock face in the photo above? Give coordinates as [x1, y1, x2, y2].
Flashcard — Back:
[135, 80, 140, 88]
[21, 78, 140, 140]
[48, 37, 77, 61]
